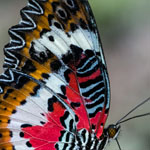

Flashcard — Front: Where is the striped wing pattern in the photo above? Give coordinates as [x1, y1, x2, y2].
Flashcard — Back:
[0, 0, 110, 149]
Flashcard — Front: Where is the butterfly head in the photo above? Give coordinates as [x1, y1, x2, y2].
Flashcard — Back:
[105, 124, 121, 140]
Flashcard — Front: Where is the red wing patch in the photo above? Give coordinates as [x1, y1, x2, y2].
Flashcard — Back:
[22, 102, 66, 150]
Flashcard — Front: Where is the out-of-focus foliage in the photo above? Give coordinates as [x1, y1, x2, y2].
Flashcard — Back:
[89, 0, 150, 42]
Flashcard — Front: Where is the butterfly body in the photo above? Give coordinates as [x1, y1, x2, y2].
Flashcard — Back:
[0, 0, 116, 150]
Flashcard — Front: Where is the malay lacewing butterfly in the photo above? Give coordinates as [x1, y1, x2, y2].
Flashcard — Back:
[0, 0, 149, 150]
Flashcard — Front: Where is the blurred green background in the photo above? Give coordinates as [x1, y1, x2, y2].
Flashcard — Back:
[0, 0, 150, 150]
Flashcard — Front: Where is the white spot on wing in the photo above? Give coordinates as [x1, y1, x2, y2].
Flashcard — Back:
[44, 73, 66, 94]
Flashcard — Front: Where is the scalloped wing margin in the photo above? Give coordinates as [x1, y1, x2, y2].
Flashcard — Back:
[0, 0, 110, 149]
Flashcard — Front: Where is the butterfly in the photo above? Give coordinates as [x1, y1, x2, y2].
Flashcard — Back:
[0, 0, 133, 150]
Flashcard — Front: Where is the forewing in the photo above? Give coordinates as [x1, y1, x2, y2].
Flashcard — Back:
[0, 0, 110, 149]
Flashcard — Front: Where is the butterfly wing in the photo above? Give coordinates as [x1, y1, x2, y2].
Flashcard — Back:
[0, 0, 110, 149]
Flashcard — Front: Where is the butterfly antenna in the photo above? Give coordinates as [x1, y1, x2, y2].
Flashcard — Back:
[116, 138, 121, 150]
[118, 112, 150, 124]
[116, 97, 150, 125]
